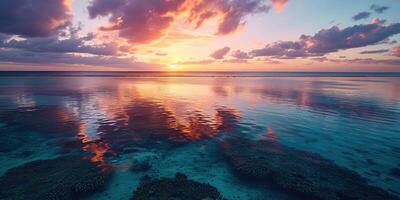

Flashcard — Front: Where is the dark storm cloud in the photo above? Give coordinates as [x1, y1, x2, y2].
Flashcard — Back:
[370, 4, 389, 14]
[210, 47, 231, 59]
[87, 0, 268, 44]
[0, 0, 72, 37]
[352, 12, 370, 21]
[249, 22, 400, 59]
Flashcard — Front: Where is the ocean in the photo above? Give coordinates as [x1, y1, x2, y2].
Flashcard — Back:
[0, 72, 399, 200]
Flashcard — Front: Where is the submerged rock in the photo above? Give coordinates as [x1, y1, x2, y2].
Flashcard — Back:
[0, 155, 113, 200]
[131, 173, 224, 200]
[223, 139, 398, 200]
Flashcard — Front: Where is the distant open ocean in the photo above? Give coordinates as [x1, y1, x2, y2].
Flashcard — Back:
[0, 71, 400, 77]
[0, 71, 399, 200]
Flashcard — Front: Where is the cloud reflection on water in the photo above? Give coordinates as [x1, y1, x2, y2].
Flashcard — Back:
[0, 76, 399, 167]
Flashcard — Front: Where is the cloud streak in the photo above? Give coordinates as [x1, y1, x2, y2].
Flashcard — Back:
[312, 57, 400, 66]
[360, 49, 389, 54]
[0, 33, 118, 56]
[352, 12, 370, 21]
[0, 48, 163, 70]
[370, 4, 389, 14]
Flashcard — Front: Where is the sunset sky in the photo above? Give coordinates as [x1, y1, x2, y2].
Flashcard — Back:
[0, 0, 399, 71]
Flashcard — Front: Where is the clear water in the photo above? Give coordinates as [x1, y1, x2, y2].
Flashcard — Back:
[0, 72, 399, 200]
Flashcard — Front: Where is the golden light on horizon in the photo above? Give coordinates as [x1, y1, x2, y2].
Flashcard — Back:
[168, 64, 178, 69]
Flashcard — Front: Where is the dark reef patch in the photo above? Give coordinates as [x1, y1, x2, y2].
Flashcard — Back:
[223, 139, 398, 200]
[129, 158, 152, 172]
[131, 173, 224, 200]
[390, 168, 400, 179]
[0, 155, 113, 200]
[0, 106, 80, 136]
[0, 125, 49, 154]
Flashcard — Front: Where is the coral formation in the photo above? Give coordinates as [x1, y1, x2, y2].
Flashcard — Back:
[223, 139, 399, 200]
[129, 158, 151, 172]
[0, 155, 113, 200]
[390, 168, 400, 178]
[0, 106, 79, 136]
[131, 173, 224, 200]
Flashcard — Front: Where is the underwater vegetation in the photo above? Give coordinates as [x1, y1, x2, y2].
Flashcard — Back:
[0, 155, 113, 200]
[223, 139, 399, 200]
[131, 173, 224, 200]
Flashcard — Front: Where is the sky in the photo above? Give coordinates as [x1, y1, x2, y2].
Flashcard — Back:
[0, 0, 399, 72]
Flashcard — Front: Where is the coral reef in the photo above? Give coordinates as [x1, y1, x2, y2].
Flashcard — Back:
[131, 173, 224, 200]
[0, 106, 80, 136]
[223, 139, 399, 200]
[0, 155, 113, 200]
[390, 168, 400, 178]
[129, 158, 151, 172]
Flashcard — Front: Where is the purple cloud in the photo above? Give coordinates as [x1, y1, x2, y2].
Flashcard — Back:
[0, 35, 118, 56]
[352, 12, 370, 21]
[0, 0, 71, 37]
[0, 48, 162, 70]
[231, 50, 251, 59]
[211, 47, 231, 59]
[250, 22, 400, 59]
[370, 4, 389, 14]
[392, 46, 400, 57]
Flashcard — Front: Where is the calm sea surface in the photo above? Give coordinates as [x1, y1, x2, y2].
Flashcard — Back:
[0, 72, 399, 200]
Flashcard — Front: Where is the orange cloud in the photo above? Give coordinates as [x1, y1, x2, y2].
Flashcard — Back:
[271, 0, 288, 11]
[88, 0, 268, 44]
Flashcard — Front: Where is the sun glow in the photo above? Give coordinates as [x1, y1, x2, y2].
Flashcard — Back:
[168, 64, 178, 69]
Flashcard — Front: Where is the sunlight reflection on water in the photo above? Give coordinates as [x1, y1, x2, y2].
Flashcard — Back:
[0, 75, 399, 199]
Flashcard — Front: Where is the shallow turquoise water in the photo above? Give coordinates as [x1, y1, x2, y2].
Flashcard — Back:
[0, 73, 399, 199]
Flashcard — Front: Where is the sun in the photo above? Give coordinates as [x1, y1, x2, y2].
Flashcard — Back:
[168, 64, 178, 69]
